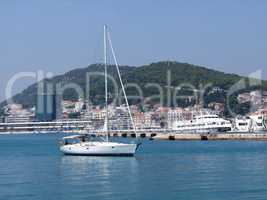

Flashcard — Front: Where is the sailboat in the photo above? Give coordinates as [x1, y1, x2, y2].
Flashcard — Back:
[59, 25, 141, 156]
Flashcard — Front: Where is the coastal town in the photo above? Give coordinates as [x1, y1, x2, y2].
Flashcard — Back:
[1, 89, 267, 135]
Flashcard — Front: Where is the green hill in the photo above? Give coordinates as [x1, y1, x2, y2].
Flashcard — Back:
[1, 61, 267, 113]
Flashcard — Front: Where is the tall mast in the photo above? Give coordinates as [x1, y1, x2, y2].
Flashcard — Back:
[104, 25, 109, 142]
[107, 31, 137, 136]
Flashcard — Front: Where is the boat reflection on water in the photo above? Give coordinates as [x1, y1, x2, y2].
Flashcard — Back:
[60, 156, 138, 175]
[59, 156, 140, 195]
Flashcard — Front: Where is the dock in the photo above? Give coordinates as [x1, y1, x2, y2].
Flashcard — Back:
[152, 133, 267, 141]
[90, 131, 267, 141]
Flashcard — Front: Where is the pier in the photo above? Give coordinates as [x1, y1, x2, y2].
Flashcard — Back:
[152, 133, 267, 141]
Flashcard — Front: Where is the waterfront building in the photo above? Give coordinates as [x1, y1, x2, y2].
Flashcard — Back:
[74, 98, 84, 112]
[63, 98, 85, 114]
[238, 90, 264, 107]
[36, 93, 62, 122]
[3, 104, 34, 123]
[237, 92, 252, 104]
[62, 100, 76, 114]
[209, 87, 224, 94]
[133, 112, 152, 129]
[208, 102, 225, 113]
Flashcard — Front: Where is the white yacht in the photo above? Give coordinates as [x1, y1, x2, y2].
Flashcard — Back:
[59, 25, 140, 156]
[232, 114, 267, 133]
[171, 114, 232, 133]
[232, 116, 252, 133]
[249, 114, 266, 132]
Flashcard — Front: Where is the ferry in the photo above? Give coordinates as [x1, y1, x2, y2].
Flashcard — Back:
[171, 114, 232, 133]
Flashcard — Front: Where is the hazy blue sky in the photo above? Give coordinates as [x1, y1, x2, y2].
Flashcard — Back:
[1, 0, 267, 101]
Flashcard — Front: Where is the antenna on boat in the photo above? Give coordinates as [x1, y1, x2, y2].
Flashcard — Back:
[104, 25, 109, 142]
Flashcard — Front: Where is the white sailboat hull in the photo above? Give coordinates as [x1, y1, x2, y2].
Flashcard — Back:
[60, 141, 137, 156]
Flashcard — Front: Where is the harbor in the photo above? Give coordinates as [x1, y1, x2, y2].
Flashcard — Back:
[2, 1, 267, 200]
[1, 107, 266, 142]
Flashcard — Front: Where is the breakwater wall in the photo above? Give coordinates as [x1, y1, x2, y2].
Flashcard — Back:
[152, 133, 267, 141]
[95, 131, 267, 141]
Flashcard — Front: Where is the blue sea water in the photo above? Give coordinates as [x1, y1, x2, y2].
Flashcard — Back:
[1, 134, 267, 200]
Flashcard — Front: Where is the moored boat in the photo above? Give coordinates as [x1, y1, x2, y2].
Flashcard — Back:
[171, 114, 232, 133]
[59, 25, 141, 156]
[59, 135, 138, 156]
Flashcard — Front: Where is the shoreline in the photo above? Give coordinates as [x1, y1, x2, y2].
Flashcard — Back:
[2, 131, 267, 141]
[152, 132, 267, 141]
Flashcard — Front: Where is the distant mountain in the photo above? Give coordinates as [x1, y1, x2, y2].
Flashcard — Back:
[1, 61, 267, 112]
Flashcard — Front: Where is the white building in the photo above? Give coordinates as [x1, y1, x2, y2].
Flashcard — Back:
[4, 104, 34, 123]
